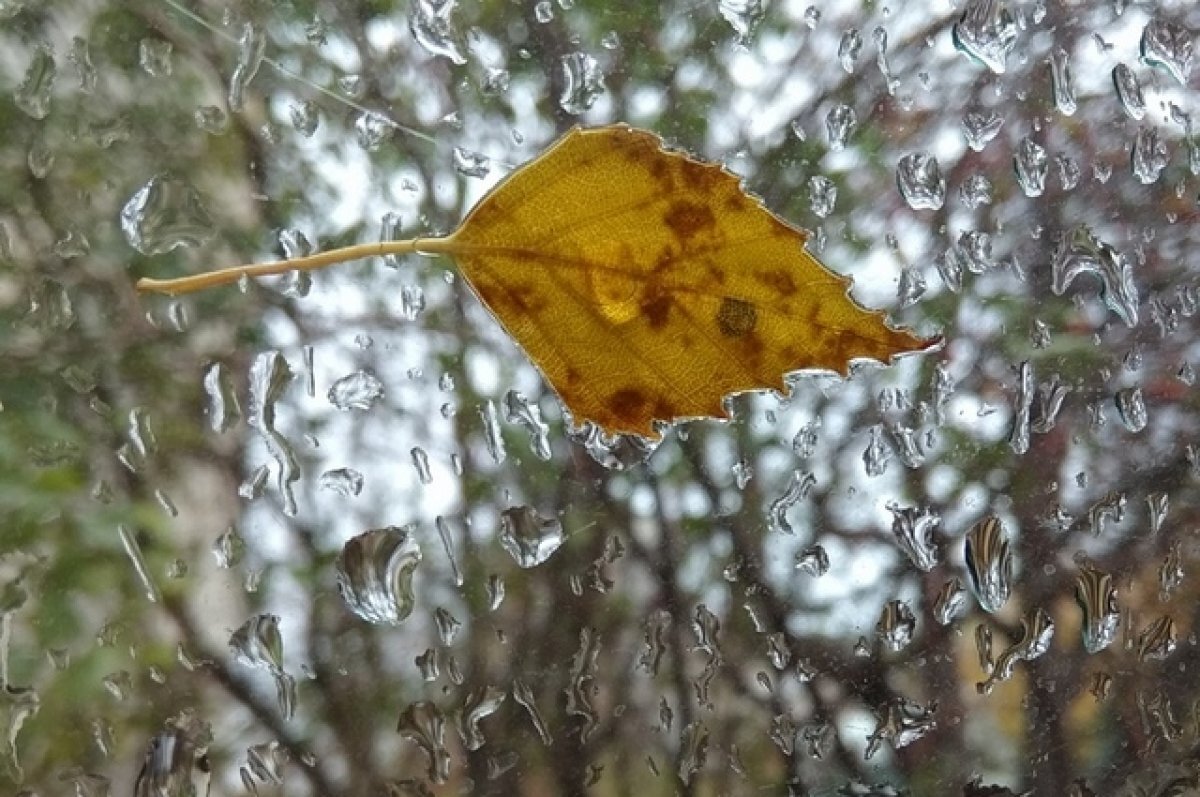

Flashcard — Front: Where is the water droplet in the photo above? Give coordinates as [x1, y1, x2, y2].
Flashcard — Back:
[14, 47, 55, 119]
[248, 352, 300, 516]
[452, 147, 490, 179]
[1008, 360, 1034, 455]
[1114, 386, 1147, 432]
[677, 722, 709, 784]
[961, 109, 1003, 152]
[1140, 17, 1193, 85]
[791, 420, 820, 458]
[486, 574, 505, 611]
[558, 52, 605, 115]
[194, 105, 227, 134]
[133, 717, 212, 797]
[1131, 126, 1169, 185]
[533, 0, 553, 23]
[1075, 567, 1119, 654]
[717, 0, 764, 44]
[229, 614, 295, 719]
[409, 0, 466, 62]
[212, 526, 245, 568]
[838, 28, 863, 73]
[1055, 154, 1081, 191]
[1112, 63, 1145, 120]
[959, 174, 993, 208]
[202, 362, 241, 433]
[354, 112, 392, 151]
[875, 601, 916, 652]
[121, 176, 214, 255]
[768, 470, 815, 534]
[459, 686, 506, 751]
[479, 399, 506, 464]
[1048, 46, 1076, 116]
[503, 390, 551, 460]
[807, 176, 837, 218]
[952, 0, 1018, 74]
[138, 39, 173, 77]
[397, 702, 451, 783]
[319, 467, 363, 497]
[228, 23, 265, 112]
[335, 527, 421, 625]
[1051, 226, 1139, 327]
[896, 152, 945, 210]
[1013, 135, 1048, 197]
[825, 103, 857, 151]
[289, 100, 320, 137]
[862, 425, 892, 476]
[566, 627, 602, 740]
[435, 515, 465, 587]
[512, 679, 553, 746]
[69, 36, 97, 94]
[964, 516, 1013, 614]
[865, 698, 937, 759]
[794, 544, 829, 577]
[887, 504, 940, 572]
[434, 607, 462, 645]
[977, 607, 1054, 694]
[328, 370, 384, 411]
[803, 6, 820, 28]
[499, 506, 565, 568]
[1136, 614, 1176, 661]
[481, 67, 510, 96]
[639, 609, 670, 675]
[934, 577, 968, 625]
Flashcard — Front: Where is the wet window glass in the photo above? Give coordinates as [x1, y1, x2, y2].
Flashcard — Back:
[1, 1, 1197, 795]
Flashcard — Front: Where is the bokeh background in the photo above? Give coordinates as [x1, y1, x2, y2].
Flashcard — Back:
[2, 0, 1199, 795]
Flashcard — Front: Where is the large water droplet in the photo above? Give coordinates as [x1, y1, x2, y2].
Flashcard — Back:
[558, 52, 605, 115]
[248, 352, 300, 516]
[1131, 126, 1169, 185]
[896, 152, 946, 210]
[228, 614, 295, 719]
[1075, 567, 1119, 654]
[121, 176, 214, 255]
[459, 686, 506, 751]
[964, 516, 1013, 614]
[499, 506, 565, 568]
[336, 527, 422, 625]
[408, 0, 467, 64]
[14, 47, 55, 119]
[865, 699, 937, 759]
[133, 717, 212, 797]
[397, 702, 451, 783]
[1140, 17, 1193, 86]
[327, 369, 384, 411]
[1013, 136, 1048, 197]
[952, 0, 1018, 74]
[977, 607, 1054, 694]
[1051, 225, 1139, 327]
[825, 103, 857, 151]
[934, 577, 968, 625]
[887, 504, 940, 572]
[1114, 386, 1147, 432]
[1112, 63, 1146, 120]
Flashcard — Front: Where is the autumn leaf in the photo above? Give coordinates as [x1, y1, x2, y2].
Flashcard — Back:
[137, 124, 936, 438]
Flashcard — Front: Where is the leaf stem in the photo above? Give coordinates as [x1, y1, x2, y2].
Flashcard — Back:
[135, 237, 457, 296]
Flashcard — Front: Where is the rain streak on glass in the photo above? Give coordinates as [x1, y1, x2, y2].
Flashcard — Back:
[335, 527, 422, 625]
[1112, 64, 1146, 120]
[1075, 566, 1119, 654]
[1140, 17, 1194, 86]
[952, 0, 1018, 74]
[558, 52, 606, 115]
[327, 369, 385, 411]
[964, 515, 1014, 614]
[227, 23, 265, 112]
[120, 176, 214, 255]
[896, 152, 946, 210]
[1049, 46, 1076, 116]
[499, 506, 566, 568]
[825, 103, 857, 151]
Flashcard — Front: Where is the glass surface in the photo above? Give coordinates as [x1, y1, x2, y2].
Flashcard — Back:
[1, 1, 1198, 795]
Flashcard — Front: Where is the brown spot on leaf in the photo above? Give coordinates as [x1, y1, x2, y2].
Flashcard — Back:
[664, 201, 715, 243]
[716, 297, 757, 337]
[641, 292, 671, 329]
[756, 268, 797, 296]
[609, 387, 648, 422]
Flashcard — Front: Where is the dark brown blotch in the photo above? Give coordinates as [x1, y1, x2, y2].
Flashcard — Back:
[663, 201, 716, 243]
[641, 292, 671, 329]
[716, 297, 758, 338]
[609, 387, 649, 423]
[755, 268, 797, 296]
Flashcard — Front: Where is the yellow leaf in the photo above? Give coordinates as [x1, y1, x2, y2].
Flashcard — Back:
[137, 124, 936, 439]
